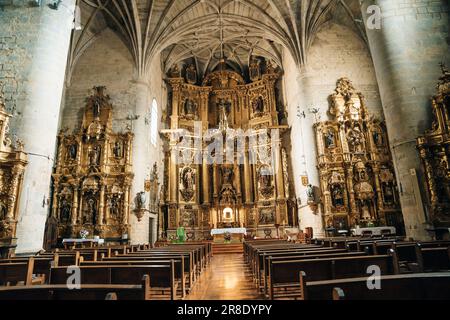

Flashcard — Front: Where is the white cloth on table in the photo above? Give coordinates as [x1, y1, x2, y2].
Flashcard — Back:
[210, 228, 247, 236]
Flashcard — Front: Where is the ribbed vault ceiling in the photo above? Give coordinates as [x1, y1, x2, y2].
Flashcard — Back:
[69, 0, 365, 79]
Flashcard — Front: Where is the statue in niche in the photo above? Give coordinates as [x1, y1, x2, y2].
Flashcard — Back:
[331, 184, 345, 207]
[325, 129, 335, 148]
[266, 60, 276, 74]
[185, 64, 197, 84]
[347, 127, 364, 152]
[222, 167, 233, 185]
[89, 145, 101, 166]
[217, 99, 230, 129]
[372, 131, 382, 146]
[249, 59, 261, 81]
[181, 210, 196, 227]
[60, 198, 71, 223]
[184, 99, 197, 116]
[182, 167, 194, 191]
[84, 197, 97, 225]
[68, 144, 77, 160]
[220, 187, 235, 205]
[169, 64, 180, 78]
[108, 194, 120, 218]
[253, 96, 264, 114]
[113, 141, 122, 158]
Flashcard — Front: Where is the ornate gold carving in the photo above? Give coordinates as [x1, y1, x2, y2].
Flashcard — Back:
[163, 58, 292, 234]
[315, 78, 402, 231]
[417, 65, 450, 230]
[0, 84, 27, 242]
[51, 87, 133, 239]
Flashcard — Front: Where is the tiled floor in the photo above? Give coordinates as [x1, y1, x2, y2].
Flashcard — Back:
[186, 253, 264, 300]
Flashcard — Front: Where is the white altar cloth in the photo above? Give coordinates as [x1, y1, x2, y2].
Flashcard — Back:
[210, 228, 247, 236]
[62, 238, 105, 245]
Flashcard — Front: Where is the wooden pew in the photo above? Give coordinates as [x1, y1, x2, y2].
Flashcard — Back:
[268, 254, 396, 300]
[49, 264, 177, 300]
[0, 257, 52, 283]
[80, 258, 187, 298]
[0, 257, 36, 286]
[301, 272, 450, 300]
[0, 275, 151, 300]
[261, 251, 367, 295]
[416, 245, 450, 272]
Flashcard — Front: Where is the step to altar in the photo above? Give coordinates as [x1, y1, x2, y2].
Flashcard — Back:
[211, 243, 244, 255]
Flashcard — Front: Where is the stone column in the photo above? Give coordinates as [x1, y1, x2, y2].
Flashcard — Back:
[0, 1, 77, 253]
[361, 0, 449, 239]
[129, 79, 152, 244]
[293, 71, 325, 237]
[243, 146, 252, 203]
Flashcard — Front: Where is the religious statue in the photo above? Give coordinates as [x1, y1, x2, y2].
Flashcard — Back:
[253, 96, 264, 114]
[113, 141, 122, 158]
[222, 167, 233, 185]
[218, 99, 230, 130]
[169, 64, 180, 78]
[68, 144, 77, 160]
[325, 130, 335, 148]
[185, 64, 197, 84]
[331, 185, 345, 207]
[60, 198, 71, 223]
[108, 195, 120, 217]
[373, 130, 383, 147]
[306, 184, 315, 203]
[89, 145, 101, 166]
[93, 99, 101, 118]
[184, 99, 197, 116]
[347, 127, 364, 152]
[135, 191, 146, 210]
[182, 167, 194, 190]
[84, 197, 97, 225]
[249, 59, 261, 81]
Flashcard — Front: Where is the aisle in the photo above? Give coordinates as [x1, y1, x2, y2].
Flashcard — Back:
[186, 253, 264, 300]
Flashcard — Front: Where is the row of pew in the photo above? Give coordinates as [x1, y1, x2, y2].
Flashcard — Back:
[244, 238, 450, 300]
[0, 242, 212, 300]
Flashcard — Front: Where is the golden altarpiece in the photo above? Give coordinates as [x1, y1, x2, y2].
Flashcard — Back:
[0, 86, 28, 257]
[314, 78, 402, 233]
[50, 87, 134, 241]
[417, 65, 450, 239]
[161, 60, 297, 240]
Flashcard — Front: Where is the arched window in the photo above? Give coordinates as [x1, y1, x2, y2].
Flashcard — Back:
[150, 98, 158, 146]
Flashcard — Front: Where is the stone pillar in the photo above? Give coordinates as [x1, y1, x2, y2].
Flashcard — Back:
[0, 1, 76, 253]
[129, 79, 152, 244]
[293, 71, 325, 237]
[361, 0, 449, 239]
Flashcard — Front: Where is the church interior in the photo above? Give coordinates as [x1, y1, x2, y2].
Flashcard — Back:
[0, 0, 449, 303]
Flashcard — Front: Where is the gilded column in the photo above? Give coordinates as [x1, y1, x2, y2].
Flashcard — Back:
[98, 184, 105, 225]
[243, 146, 252, 203]
[202, 151, 210, 205]
[169, 140, 178, 204]
[71, 185, 79, 225]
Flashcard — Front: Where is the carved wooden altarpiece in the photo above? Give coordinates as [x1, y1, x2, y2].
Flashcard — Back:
[0, 85, 27, 257]
[417, 65, 450, 238]
[51, 87, 134, 240]
[315, 78, 403, 232]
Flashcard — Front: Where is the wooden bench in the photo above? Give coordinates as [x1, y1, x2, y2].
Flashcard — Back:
[80, 258, 187, 297]
[49, 264, 177, 300]
[268, 254, 396, 300]
[0, 275, 151, 300]
[302, 272, 450, 300]
[0, 257, 38, 286]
